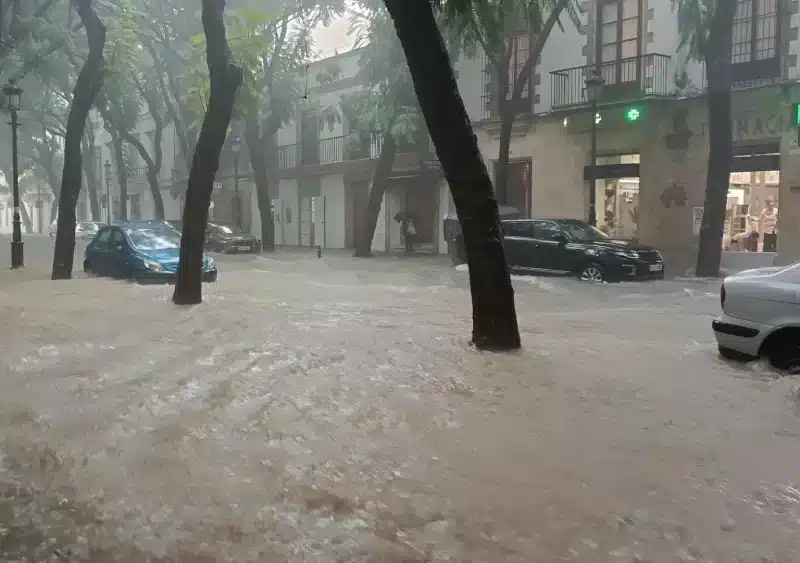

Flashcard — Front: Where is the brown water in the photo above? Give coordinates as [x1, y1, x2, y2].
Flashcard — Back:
[0, 256, 797, 562]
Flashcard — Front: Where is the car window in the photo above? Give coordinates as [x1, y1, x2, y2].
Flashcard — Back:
[93, 228, 112, 249]
[503, 222, 535, 238]
[109, 228, 127, 250]
[532, 221, 564, 242]
[125, 228, 181, 250]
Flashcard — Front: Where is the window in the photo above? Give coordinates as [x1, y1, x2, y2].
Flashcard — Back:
[507, 34, 531, 99]
[599, 0, 639, 63]
[732, 0, 779, 70]
[503, 221, 535, 238]
[598, 0, 641, 86]
[93, 228, 112, 249]
[532, 221, 564, 242]
[109, 228, 126, 249]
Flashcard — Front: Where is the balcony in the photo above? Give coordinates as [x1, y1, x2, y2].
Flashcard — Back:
[550, 53, 672, 110]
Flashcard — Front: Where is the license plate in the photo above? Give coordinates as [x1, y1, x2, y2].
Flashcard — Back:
[649, 263, 663, 272]
[235, 246, 251, 251]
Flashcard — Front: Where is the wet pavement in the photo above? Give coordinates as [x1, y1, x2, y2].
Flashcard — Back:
[0, 252, 798, 562]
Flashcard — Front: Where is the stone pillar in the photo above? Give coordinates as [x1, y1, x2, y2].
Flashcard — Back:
[638, 99, 709, 276]
[776, 136, 800, 265]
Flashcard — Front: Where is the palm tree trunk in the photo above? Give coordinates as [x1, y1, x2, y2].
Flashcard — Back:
[52, 0, 106, 280]
[172, 0, 242, 305]
[695, 1, 735, 277]
[355, 131, 396, 257]
[383, 0, 520, 350]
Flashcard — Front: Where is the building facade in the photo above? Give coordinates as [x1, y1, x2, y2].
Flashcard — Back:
[456, 0, 800, 272]
[87, 0, 800, 270]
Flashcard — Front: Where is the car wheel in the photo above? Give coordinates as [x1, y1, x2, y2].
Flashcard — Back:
[768, 343, 800, 375]
[579, 263, 604, 282]
[718, 345, 756, 363]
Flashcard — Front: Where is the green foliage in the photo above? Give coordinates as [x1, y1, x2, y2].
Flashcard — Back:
[671, 0, 715, 60]
[343, 0, 423, 145]
[98, 1, 143, 132]
[436, 0, 581, 63]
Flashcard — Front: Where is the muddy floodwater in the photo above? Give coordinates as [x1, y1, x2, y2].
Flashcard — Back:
[0, 254, 798, 562]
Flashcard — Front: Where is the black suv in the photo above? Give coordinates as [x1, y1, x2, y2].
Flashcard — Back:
[449, 218, 665, 282]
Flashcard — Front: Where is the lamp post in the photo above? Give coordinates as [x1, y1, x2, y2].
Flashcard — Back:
[104, 160, 112, 224]
[4, 84, 22, 268]
[585, 73, 604, 227]
[230, 135, 242, 229]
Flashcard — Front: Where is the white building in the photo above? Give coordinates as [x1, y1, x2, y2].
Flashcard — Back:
[89, 0, 800, 268]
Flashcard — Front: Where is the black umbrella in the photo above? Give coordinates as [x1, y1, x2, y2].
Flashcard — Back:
[394, 211, 417, 223]
[497, 205, 525, 219]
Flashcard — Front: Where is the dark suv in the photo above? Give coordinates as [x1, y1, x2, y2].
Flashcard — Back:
[450, 218, 665, 283]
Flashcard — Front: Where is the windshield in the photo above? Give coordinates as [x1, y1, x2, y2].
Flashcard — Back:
[125, 228, 181, 250]
[556, 220, 610, 241]
[211, 224, 241, 235]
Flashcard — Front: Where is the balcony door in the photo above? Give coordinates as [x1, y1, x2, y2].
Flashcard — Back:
[597, 0, 641, 88]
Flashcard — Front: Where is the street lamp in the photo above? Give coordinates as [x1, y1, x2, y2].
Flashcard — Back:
[4, 84, 23, 268]
[104, 160, 112, 224]
[585, 72, 604, 227]
[230, 134, 242, 229]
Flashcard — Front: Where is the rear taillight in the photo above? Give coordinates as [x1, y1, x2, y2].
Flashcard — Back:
[720, 283, 726, 310]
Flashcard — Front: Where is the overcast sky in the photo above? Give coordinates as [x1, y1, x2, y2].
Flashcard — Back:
[311, 15, 355, 59]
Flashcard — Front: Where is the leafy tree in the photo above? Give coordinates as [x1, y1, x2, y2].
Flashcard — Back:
[99, 3, 170, 220]
[673, 0, 735, 277]
[382, 0, 520, 350]
[173, 0, 243, 305]
[183, 0, 344, 251]
[345, 0, 425, 257]
[441, 0, 577, 204]
[52, 0, 107, 280]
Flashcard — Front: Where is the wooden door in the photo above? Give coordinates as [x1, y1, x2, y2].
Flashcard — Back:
[506, 160, 531, 216]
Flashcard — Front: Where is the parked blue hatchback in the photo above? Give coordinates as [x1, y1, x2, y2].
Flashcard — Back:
[83, 224, 217, 283]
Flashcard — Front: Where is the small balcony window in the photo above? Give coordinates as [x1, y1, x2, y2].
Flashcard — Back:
[731, 0, 781, 82]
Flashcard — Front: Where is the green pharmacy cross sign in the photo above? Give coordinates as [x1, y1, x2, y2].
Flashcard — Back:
[624, 106, 642, 122]
[794, 103, 800, 144]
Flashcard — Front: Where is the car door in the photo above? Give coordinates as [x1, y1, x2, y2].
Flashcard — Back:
[531, 220, 570, 273]
[502, 221, 538, 270]
[87, 227, 113, 276]
[107, 228, 132, 278]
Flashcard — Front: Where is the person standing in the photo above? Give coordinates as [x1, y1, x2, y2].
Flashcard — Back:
[751, 197, 778, 252]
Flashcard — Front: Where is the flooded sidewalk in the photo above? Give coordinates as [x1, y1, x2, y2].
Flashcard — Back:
[0, 261, 797, 562]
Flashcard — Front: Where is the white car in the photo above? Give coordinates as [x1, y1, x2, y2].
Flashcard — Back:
[713, 263, 800, 373]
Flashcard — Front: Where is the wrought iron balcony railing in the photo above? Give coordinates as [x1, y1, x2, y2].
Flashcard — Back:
[550, 53, 672, 109]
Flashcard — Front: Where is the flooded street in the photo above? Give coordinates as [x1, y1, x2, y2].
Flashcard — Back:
[0, 253, 798, 562]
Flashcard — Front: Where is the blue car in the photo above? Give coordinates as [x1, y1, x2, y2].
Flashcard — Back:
[83, 224, 217, 283]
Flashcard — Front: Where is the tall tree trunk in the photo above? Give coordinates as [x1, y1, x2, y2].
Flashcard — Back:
[244, 114, 275, 252]
[494, 115, 513, 204]
[354, 131, 397, 257]
[493, 0, 566, 204]
[383, 0, 520, 351]
[121, 130, 165, 219]
[81, 135, 100, 220]
[147, 40, 192, 169]
[18, 200, 33, 232]
[695, 2, 735, 278]
[173, 0, 242, 305]
[52, 0, 105, 280]
[110, 129, 128, 220]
